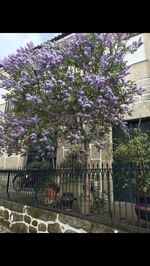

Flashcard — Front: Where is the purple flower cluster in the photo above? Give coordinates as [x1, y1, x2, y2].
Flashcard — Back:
[29, 133, 37, 143]
[26, 94, 42, 104]
[78, 95, 93, 109]
[67, 68, 74, 81]
[70, 131, 85, 144]
[84, 75, 107, 86]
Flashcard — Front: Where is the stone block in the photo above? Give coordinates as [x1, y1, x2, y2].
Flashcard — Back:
[32, 220, 38, 227]
[29, 226, 37, 233]
[10, 222, 28, 233]
[48, 223, 61, 233]
[11, 212, 23, 222]
[3, 210, 9, 220]
[0, 217, 10, 228]
[38, 223, 46, 232]
[24, 215, 31, 224]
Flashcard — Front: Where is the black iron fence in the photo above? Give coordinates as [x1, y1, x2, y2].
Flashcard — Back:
[0, 165, 150, 232]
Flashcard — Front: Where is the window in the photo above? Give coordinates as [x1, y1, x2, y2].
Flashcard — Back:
[112, 118, 150, 144]
[5, 99, 14, 113]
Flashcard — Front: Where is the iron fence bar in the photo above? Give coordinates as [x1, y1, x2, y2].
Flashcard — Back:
[68, 169, 71, 210]
[112, 167, 116, 221]
[72, 169, 76, 211]
[1, 166, 150, 232]
[144, 194, 149, 229]
[6, 171, 10, 198]
[101, 164, 105, 219]
[129, 168, 134, 226]
[88, 170, 91, 214]
[107, 164, 113, 222]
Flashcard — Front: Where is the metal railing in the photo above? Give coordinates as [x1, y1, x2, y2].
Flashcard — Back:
[0, 165, 150, 232]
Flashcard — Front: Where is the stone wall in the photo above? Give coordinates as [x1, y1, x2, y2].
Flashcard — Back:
[0, 153, 27, 169]
[0, 199, 125, 233]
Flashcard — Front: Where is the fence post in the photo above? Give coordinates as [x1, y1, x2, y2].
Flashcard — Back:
[34, 172, 38, 201]
[6, 171, 10, 198]
[106, 164, 113, 222]
[101, 163, 105, 214]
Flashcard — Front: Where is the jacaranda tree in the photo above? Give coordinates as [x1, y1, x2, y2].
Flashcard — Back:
[0, 33, 143, 167]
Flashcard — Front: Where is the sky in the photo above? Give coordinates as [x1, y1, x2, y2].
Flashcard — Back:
[0, 33, 61, 60]
[0, 33, 61, 103]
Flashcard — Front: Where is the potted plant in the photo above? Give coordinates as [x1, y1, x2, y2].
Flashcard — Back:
[44, 181, 60, 201]
[45, 184, 59, 200]
[59, 192, 74, 211]
[113, 127, 150, 221]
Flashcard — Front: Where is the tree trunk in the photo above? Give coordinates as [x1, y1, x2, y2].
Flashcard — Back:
[83, 141, 92, 211]
[84, 141, 90, 168]
[21, 145, 30, 168]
